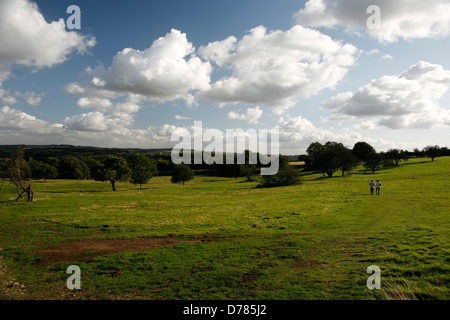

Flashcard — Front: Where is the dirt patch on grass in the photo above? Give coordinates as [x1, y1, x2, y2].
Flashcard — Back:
[241, 270, 260, 284]
[34, 235, 241, 264]
[35, 236, 192, 264]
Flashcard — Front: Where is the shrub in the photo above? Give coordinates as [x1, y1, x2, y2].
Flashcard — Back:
[259, 166, 301, 188]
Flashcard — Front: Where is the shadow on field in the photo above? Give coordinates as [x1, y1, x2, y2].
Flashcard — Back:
[402, 160, 433, 166]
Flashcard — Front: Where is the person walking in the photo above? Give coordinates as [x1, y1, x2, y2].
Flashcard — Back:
[369, 180, 375, 195]
[376, 180, 382, 195]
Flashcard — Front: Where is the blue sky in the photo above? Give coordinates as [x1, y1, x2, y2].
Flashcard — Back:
[1, 0, 450, 154]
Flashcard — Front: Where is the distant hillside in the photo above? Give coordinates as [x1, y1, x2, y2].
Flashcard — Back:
[0, 145, 172, 160]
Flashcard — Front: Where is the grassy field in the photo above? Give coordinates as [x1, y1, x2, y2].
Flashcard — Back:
[0, 157, 449, 300]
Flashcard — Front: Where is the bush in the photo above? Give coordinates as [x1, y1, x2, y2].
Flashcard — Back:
[259, 166, 301, 188]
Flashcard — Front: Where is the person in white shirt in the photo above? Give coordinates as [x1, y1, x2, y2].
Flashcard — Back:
[369, 180, 375, 195]
[376, 180, 382, 195]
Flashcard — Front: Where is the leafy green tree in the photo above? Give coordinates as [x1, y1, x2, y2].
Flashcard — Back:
[40, 163, 58, 181]
[30, 159, 58, 181]
[129, 153, 158, 189]
[386, 149, 407, 167]
[313, 142, 354, 178]
[240, 164, 258, 182]
[305, 142, 325, 171]
[363, 153, 384, 174]
[0, 158, 11, 183]
[278, 155, 290, 170]
[170, 164, 194, 186]
[218, 163, 244, 179]
[95, 156, 131, 191]
[57, 156, 90, 179]
[423, 145, 441, 162]
[155, 158, 174, 174]
[81, 156, 103, 180]
[352, 142, 376, 162]
[339, 149, 358, 176]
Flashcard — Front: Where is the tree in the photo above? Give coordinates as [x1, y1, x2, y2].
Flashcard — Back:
[413, 148, 422, 158]
[81, 156, 103, 180]
[218, 163, 244, 180]
[423, 145, 441, 162]
[363, 153, 383, 174]
[315, 142, 352, 178]
[305, 142, 325, 171]
[57, 156, 90, 179]
[339, 149, 358, 176]
[240, 164, 258, 182]
[155, 157, 174, 174]
[129, 153, 158, 189]
[0, 158, 11, 183]
[30, 159, 58, 181]
[386, 149, 407, 167]
[40, 163, 58, 181]
[441, 147, 450, 157]
[171, 164, 194, 186]
[278, 155, 290, 170]
[352, 142, 376, 162]
[95, 155, 131, 191]
[9, 148, 34, 201]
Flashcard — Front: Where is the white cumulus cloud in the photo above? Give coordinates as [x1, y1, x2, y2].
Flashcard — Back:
[82, 29, 212, 105]
[197, 25, 358, 114]
[227, 106, 263, 124]
[0, 0, 96, 84]
[294, 0, 450, 43]
[325, 61, 450, 129]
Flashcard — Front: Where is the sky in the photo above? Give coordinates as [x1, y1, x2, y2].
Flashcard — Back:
[1, 0, 450, 155]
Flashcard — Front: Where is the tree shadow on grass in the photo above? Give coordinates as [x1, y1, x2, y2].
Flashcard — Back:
[402, 160, 433, 166]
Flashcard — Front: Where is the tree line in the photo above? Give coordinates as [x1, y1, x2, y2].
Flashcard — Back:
[1, 143, 448, 201]
[298, 142, 449, 178]
[0, 147, 295, 198]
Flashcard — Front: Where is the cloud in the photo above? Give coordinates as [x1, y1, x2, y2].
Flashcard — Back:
[380, 54, 393, 61]
[1, 89, 45, 106]
[76, 97, 140, 114]
[0, 0, 96, 84]
[325, 61, 450, 129]
[17, 91, 45, 106]
[63, 112, 110, 132]
[0, 106, 61, 133]
[197, 25, 358, 114]
[274, 114, 418, 154]
[353, 120, 378, 131]
[227, 106, 263, 124]
[78, 29, 212, 105]
[294, 0, 450, 43]
[175, 115, 192, 120]
[0, 89, 18, 105]
[365, 49, 380, 55]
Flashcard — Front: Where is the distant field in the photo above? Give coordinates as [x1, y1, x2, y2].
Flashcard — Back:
[0, 157, 449, 300]
[288, 161, 305, 166]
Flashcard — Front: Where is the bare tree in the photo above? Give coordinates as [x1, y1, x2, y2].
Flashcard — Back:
[9, 147, 34, 201]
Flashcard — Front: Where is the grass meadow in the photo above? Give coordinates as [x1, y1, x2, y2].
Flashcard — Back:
[0, 157, 449, 300]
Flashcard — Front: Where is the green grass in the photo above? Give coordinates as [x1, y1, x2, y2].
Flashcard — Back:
[0, 157, 449, 300]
